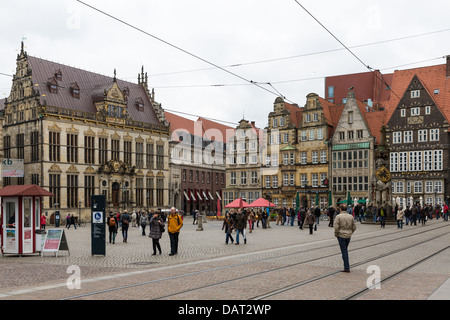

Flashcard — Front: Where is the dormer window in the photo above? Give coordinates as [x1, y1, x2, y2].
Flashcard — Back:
[47, 78, 58, 94]
[70, 82, 80, 99]
[55, 69, 62, 81]
[135, 98, 144, 111]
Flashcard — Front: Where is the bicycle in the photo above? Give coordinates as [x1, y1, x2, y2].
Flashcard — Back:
[78, 219, 86, 227]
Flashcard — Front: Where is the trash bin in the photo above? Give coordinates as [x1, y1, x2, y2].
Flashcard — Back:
[35, 229, 47, 252]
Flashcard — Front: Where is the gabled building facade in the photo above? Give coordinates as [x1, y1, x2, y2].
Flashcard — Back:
[385, 61, 450, 207]
[2, 43, 171, 220]
[262, 97, 302, 208]
[297, 93, 342, 209]
[330, 91, 380, 205]
[223, 119, 262, 206]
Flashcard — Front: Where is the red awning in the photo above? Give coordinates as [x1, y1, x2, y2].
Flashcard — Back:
[224, 198, 250, 208]
[0, 185, 54, 197]
[247, 197, 276, 208]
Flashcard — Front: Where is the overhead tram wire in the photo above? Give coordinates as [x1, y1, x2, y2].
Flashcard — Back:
[293, 0, 401, 100]
[75, 0, 294, 104]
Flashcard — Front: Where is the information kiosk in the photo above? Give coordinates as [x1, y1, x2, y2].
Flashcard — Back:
[0, 185, 54, 255]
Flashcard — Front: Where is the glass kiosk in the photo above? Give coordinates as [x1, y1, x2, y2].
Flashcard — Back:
[0, 185, 54, 255]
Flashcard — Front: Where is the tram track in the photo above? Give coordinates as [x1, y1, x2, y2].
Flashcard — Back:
[250, 231, 450, 300]
[60, 222, 450, 300]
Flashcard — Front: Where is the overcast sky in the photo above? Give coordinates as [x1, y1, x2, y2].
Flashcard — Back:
[1, 0, 450, 129]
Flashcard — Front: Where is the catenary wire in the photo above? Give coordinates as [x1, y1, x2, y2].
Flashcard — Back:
[75, 0, 294, 104]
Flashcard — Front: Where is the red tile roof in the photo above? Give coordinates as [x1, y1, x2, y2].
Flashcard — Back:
[384, 63, 450, 124]
[165, 112, 234, 143]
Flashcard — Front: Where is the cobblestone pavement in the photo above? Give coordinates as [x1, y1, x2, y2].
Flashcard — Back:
[0, 216, 449, 300]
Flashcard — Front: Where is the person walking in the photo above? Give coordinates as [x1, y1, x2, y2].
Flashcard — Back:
[40, 213, 47, 230]
[334, 205, 357, 272]
[222, 211, 234, 244]
[121, 210, 130, 243]
[167, 207, 183, 256]
[290, 207, 296, 226]
[67, 214, 77, 229]
[149, 211, 165, 255]
[444, 203, 449, 221]
[397, 206, 405, 229]
[327, 206, 335, 227]
[140, 212, 148, 236]
[234, 209, 247, 245]
[107, 212, 118, 244]
[305, 209, 316, 235]
[379, 206, 386, 228]
[192, 209, 198, 225]
[298, 207, 305, 230]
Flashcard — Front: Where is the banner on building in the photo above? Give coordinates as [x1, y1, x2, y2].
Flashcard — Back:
[2, 159, 24, 178]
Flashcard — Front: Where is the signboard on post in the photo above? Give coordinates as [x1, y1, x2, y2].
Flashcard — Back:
[42, 229, 70, 257]
[91, 195, 106, 256]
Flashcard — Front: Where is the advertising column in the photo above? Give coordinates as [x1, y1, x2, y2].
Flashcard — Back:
[91, 195, 106, 256]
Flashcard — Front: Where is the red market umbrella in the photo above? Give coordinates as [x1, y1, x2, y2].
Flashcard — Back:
[248, 197, 276, 208]
[224, 198, 250, 208]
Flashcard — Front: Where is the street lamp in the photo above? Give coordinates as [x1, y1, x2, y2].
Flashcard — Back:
[78, 200, 82, 225]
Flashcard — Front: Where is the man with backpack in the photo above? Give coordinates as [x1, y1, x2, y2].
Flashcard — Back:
[168, 207, 183, 256]
[107, 211, 118, 244]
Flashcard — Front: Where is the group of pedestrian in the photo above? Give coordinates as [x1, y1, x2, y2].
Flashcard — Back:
[221, 209, 249, 245]
[105, 207, 183, 256]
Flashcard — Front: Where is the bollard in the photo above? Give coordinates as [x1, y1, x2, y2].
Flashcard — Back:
[196, 213, 204, 231]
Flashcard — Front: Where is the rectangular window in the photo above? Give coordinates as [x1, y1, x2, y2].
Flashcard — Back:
[301, 152, 307, 164]
[283, 174, 289, 186]
[99, 137, 108, 164]
[124, 141, 132, 165]
[156, 179, 164, 207]
[240, 172, 247, 185]
[67, 174, 78, 208]
[272, 176, 278, 188]
[411, 90, 420, 98]
[156, 145, 164, 170]
[84, 136, 95, 164]
[136, 142, 144, 168]
[49, 174, 60, 208]
[414, 181, 422, 193]
[312, 151, 318, 164]
[309, 129, 315, 140]
[328, 86, 334, 98]
[317, 128, 323, 140]
[425, 181, 433, 193]
[31, 131, 39, 162]
[390, 152, 398, 172]
[430, 129, 439, 141]
[111, 139, 120, 161]
[136, 178, 144, 207]
[67, 134, 78, 163]
[84, 175, 95, 207]
[424, 150, 432, 171]
[404, 131, 413, 143]
[418, 130, 427, 142]
[49, 132, 60, 162]
[146, 178, 154, 208]
[265, 176, 271, 188]
[399, 152, 407, 172]
[312, 174, 318, 187]
[16, 133, 24, 160]
[411, 107, 420, 116]
[433, 150, 443, 171]
[301, 131, 307, 141]
[230, 172, 237, 185]
[393, 132, 402, 144]
[146, 143, 154, 169]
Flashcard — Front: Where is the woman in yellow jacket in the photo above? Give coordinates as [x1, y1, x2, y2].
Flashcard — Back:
[168, 207, 183, 256]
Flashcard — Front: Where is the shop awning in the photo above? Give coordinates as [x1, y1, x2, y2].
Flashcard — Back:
[183, 191, 190, 201]
[216, 191, 222, 200]
[197, 190, 203, 201]
[208, 190, 214, 200]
